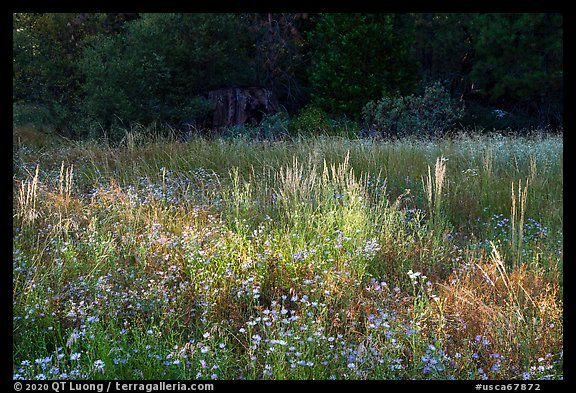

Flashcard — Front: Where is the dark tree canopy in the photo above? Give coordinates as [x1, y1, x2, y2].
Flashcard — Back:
[469, 13, 563, 127]
[308, 13, 419, 119]
[13, 12, 563, 138]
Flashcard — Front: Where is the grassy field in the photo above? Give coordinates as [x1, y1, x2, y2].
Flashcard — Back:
[13, 127, 563, 380]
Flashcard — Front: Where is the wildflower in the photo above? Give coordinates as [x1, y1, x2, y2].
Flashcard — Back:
[407, 270, 421, 280]
[293, 251, 307, 261]
[93, 360, 105, 371]
[35, 356, 51, 365]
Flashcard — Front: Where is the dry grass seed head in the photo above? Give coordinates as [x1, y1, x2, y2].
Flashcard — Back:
[438, 247, 562, 369]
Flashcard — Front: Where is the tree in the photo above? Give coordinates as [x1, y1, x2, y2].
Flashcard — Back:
[307, 13, 419, 118]
[469, 13, 563, 128]
[79, 13, 258, 132]
[410, 13, 475, 101]
[247, 13, 315, 113]
[13, 13, 139, 135]
[13, 13, 88, 132]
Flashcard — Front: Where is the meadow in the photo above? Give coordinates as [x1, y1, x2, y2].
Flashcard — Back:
[13, 127, 563, 380]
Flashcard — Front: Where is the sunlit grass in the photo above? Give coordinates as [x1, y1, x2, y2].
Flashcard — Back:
[13, 127, 562, 380]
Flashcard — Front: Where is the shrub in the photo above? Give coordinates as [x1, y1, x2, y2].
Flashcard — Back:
[220, 112, 290, 141]
[289, 106, 360, 138]
[363, 82, 464, 138]
[257, 112, 290, 140]
[289, 105, 332, 135]
[13, 103, 55, 129]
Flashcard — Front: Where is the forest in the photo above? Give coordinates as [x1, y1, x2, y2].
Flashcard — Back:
[13, 13, 563, 140]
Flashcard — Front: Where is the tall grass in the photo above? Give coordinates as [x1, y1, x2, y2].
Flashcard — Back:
[13, 127, 562, 380]
[16, 165, 39, 226]
[422, 156, 447, 227]
[510, 179, 529, 268]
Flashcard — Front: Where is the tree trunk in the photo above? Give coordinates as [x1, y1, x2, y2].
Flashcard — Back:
[207, 87, 279, 130]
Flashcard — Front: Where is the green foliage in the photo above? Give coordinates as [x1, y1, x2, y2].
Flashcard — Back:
[13, 14, 88, 135]
[13, 103, 56, 129]
[461, 103, 535, 131]
[308, 13, 419, 119]
[12, 13, 563, 136]
[247, 13, 314, 113]
[289, 106, 359, 138]
[289, 105, 332, 135]
[363, 82, 464, 138]
[79, 13, 256, 135]
[220, 112, 290, 141]
[410, 14, 475, 96]
[469, 13, 563, 127]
